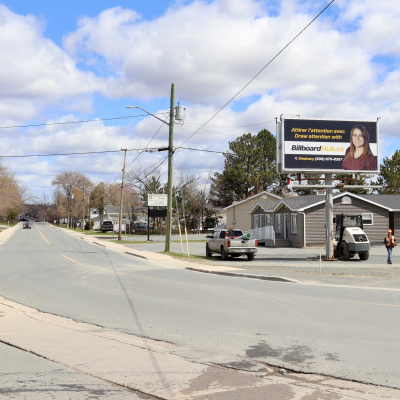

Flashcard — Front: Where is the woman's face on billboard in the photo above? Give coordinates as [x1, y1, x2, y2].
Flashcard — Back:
[352, 128, 365, 148]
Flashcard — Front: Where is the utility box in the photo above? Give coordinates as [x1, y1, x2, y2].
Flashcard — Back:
[175, 105, 186, 121]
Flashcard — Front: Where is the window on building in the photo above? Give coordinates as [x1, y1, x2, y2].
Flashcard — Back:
[260, 214, 264, 227]
[291, 214, 298, 234]
[362, 213, 373, 225]
[276, 214, 281, 233]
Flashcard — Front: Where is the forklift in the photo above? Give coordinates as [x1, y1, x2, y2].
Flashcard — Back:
[333, 214, 370, 261]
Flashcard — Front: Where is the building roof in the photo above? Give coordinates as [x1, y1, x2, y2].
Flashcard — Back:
[357, 194, 400, 211]
[251, 192, 400, 214]
[224, 191, 281, 211]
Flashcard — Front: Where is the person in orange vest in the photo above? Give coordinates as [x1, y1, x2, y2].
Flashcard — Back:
[384, 229, 396, 264]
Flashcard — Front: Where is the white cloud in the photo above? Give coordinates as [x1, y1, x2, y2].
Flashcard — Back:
[0, 5, 104, 124]
[3, 0, 400, 196]
[61, 0, 400, 123]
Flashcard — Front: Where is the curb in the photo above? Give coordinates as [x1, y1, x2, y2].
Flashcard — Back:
[186, 267, 298, 283]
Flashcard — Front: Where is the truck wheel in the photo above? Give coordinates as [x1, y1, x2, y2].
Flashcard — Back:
[359, 251, 369, 261]
[221, 247, 228, 261]
[247, 253, 255, 261]
[206, 245, 212, 257]
[334, 250, 339, 258]
[340, 242, 350, 261]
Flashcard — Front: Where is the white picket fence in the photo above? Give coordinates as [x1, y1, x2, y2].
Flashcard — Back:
[244, 226, 275, 245]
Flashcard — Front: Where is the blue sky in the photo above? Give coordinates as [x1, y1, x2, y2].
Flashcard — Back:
[0, 0, 399, 198]
[1, 0, 177, 45]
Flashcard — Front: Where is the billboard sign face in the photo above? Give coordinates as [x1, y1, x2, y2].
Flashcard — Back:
[279, 118, 379, 174]
[147, 194, 168, 207]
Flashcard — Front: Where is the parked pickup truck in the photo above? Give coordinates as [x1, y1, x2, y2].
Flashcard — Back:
[206, 229, 258, 261]
[101, 220, 114, 233]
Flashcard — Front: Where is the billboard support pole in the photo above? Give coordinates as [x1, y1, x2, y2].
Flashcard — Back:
[325, 174, 334, 259]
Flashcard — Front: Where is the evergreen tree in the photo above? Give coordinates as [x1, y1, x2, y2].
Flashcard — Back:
[294, 173, 322, 196]
[375, 150, 400, 194]
[334, 174, 370, 194]
[210, 129, 281, 207]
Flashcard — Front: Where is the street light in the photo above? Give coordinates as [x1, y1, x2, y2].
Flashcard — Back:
[126, 83, 186, 252]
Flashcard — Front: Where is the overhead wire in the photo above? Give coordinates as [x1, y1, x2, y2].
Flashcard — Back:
[121, 90, 170, 187]
[176, 0, 336, 149]
[125, 91, 170, 144]
[0, 113, 167, 130]
[0, 147, 160, 159]
[125, 116, 168, 170]
[184, 120, 275, 128]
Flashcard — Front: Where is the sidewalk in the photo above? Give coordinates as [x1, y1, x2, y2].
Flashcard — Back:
[1, 296, 399, 399]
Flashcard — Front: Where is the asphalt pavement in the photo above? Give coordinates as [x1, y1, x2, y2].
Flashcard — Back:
[1, 224, 400, 399]
[103, 233, 400, 291]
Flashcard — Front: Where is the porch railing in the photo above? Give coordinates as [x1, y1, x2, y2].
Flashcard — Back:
[244, 226, 275, 245]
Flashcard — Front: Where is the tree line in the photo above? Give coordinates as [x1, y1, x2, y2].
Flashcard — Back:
[0, 159, 30, 223]
[2, 132, 399, 227]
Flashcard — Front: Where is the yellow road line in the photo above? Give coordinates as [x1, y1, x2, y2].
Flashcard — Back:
[59, 253, 85, 265]
[36, 226, 50, 245]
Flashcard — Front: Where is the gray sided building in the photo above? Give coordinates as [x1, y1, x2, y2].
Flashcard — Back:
[249, 193, 400, 248]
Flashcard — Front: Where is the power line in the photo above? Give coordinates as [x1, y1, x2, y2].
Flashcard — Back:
[177, 0, 336, 148]
[125, 117, 168, 170]
[0, 113, 168, 130]
[0, 147, 160, 159]
[179, 147, 226, 155]
[126, 91, 170, 143]
[0, 113, 275, 132]
[184, 120, 275, 128]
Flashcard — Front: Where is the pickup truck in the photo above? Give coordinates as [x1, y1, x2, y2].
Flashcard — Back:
[101, 220, 114, 233]
[206, 229, 258, 261]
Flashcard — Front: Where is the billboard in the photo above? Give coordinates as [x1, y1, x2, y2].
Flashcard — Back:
[277, 118, 379, 174]
[147, 194, 168, 207]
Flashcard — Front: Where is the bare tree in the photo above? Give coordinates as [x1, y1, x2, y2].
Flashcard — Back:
[51, 171, 93, 228]
[0, 160, 24, 220]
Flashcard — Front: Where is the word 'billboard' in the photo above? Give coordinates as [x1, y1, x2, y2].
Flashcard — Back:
[277, 118, 379, 174]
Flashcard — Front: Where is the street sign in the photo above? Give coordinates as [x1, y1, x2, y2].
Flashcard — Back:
[147, 194, 168, 207]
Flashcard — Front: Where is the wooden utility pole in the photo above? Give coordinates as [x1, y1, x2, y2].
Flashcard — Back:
[118, 149, 127, 241]
[165, 83, 175, 252]
[82, 186, 85, 232]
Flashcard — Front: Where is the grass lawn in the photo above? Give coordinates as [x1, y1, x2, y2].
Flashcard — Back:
[159, 251, 208, 261]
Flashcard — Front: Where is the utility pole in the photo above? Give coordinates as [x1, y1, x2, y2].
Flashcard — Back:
[325, 174, 333, 259]
[165, 83, 175, 252]
[125, 83, 182, 252]
[82, 186, 85, 232]
[118, 149, 127, 241]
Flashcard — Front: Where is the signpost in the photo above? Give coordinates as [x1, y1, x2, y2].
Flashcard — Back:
[147, 194, 168, 241]
[147, 194, 168, 207]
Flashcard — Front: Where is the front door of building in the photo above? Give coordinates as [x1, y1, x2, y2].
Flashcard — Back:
[284, 213, 289, 239]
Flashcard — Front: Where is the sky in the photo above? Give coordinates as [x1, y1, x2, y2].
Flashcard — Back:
[1, 0, 400, 200]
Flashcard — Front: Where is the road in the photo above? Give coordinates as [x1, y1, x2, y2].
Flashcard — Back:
[1, 223, 399, 394]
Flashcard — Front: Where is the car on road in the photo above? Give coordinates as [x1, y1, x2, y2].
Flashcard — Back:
[35, 219, 41, 222]
[23, 222, 31, 229]
[101, 220, 114, 233]
[206, 228, 258, 261]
